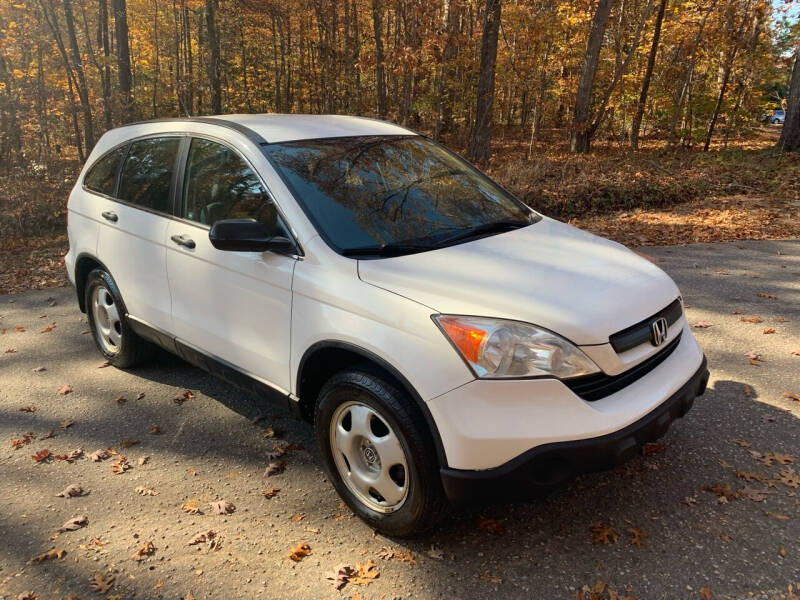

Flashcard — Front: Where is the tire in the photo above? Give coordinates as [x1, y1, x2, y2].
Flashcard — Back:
[84, 268, 154, 368]
[315, 368, 448, 538]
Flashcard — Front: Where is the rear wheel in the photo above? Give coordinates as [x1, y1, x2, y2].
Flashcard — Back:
[85, 269, 153, 368]
[315, 369, 448, 537]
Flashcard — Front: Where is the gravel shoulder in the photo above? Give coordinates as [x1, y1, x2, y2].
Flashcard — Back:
[1, 239, 799, 600]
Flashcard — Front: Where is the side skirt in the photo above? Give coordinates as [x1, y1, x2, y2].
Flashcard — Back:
[127, 317, 300, 417]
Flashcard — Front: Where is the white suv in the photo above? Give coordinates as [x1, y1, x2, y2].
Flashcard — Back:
[65, 115, 708, 537]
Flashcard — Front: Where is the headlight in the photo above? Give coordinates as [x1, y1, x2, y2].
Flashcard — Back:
[433, 315, 600, 379]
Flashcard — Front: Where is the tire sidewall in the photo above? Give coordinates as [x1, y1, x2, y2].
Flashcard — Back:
[84, 269, 136, 366]
[315, 373, 437, 537]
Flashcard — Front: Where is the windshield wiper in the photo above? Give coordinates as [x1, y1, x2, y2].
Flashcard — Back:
[431, 219, 531, 248]
[341, 242, 435, 258]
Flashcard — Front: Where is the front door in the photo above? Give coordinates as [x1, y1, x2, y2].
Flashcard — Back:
[165, 136, 296, 393]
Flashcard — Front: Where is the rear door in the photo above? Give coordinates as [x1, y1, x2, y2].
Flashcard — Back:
[164, 136, 296, 393]
[95, 135, 182, 332]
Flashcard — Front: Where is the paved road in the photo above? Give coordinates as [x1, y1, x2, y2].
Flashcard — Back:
[1, 239, 799, 600]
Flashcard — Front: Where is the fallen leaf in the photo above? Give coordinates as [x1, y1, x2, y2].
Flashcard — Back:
[137, 456, 149, 466]
[780, 546, 787, 558]
[16, 326, 25, 332]
[480, 571, 503, 584]
[40, 323, 56, 333]
[766, 511, 790, 520]
[262, 488, 280, 499]
[350, 560, 380, 586]
[262, 425, 282, 439]
[589, 523, 619, 544]
[89, 572, 114, 593]
[173, 390, 194, 405]
[264, 460, 286, 476]
[11, 432, 35, 449]
[58, 515, 88, 532]
[735, 471, 767, 483]
[291, 513, 305, 522]
[702, 482, 737, 502]
[740, 316, 764, 324]
[758, 452, 794, 466]
[210, 500, 235, 515]
[28, 548, 65, 563]
[32, 449, 51, 462]
[763, 327, 776, 334]
[135, 486, 158, 496]
[627, 527, 648, 547]
[115, 396, 127, 405]
[641, 442, 666, 455]
[377, 546, 416, 565]
[757, 292, 777, 299]
[288, 541, 311, 562]
[131, 541, 155, 560]
[782, 391, 800, 402]
[693, 321, 712, 328]
[90, 449, 109, 462]
[54, 448, 83, 463]
[188, 530, 216, 546]
[733, 439, 750, 447]
[19, 406, 36, 413]
[97, 360, 111, 368]
[4, 348, 16, 354]
[477, 517, 506, 536]
[778, 468, 800, 488]
[699, 587, 713, 600]
[41, 429, 55, 439]
[59, 419, 74, 430]
[56, 484, 83, 498]
[31, 366, 46, 372]
[110, 456, 130, 474]
[427, 545, 444, 560]
[682, 496, 697, 507]
[327, 564, 357, 590]
[119, 439, 139, 448]
[738, 486, 767, 502]
[57, 385, 72, 395]
[182, 499, 203, 515]
[149, 425, 161, 434]
[136, 392, 145, 400]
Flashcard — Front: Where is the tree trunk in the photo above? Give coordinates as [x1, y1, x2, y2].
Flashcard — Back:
[570, 0, 615, 153]
[669, 0, 717, 144]
[98, 0, 112, 128]
[112, 0, 133, 119]
[205, 0, 221, 114]
[631, 0, 667, 150]
[63, 0, 94, 151]
[372, 0, 387, 118]
[778, 52, 800, 152]
[467, 0, 501, 164]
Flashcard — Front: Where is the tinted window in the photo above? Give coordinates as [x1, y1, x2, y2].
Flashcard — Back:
[118, 137, 180, 212]
[264, 136, 533, 252]
[183, 138, 278, 229]
[84, 146, 127, 196]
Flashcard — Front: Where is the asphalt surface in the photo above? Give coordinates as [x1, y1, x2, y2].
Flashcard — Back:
[1, 239, 799, 600]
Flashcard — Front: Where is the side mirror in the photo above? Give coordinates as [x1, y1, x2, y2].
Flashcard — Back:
[208, 218, 296, 254]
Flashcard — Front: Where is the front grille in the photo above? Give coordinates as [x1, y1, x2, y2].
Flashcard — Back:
[565, 333, 682, 401]
[609, 298, 682, 353]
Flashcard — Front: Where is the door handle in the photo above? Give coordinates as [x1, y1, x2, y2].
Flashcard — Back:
[170, 234, 196, 249]
[101, 211, 118, 223]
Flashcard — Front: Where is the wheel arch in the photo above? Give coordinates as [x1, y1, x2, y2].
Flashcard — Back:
[74, 252, 112, 313]
[296, 340, 448, 468]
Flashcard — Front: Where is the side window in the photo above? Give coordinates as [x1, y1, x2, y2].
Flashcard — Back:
[183, 138, 280, 230]
[118, 137, 181, 213]
[84, 146, 127, 196]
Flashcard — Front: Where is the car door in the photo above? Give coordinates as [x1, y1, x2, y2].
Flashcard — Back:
[94, 136, 182, 333]
[164, 136, 297, 393]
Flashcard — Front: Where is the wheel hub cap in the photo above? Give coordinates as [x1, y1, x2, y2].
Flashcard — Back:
[330, 401, 410, 513]
[91, 285, 122, 355]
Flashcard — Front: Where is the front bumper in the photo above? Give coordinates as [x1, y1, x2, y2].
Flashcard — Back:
[440, 356, 708, 504]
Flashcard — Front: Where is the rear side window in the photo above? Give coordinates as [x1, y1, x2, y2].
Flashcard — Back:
[118, 137, 181, 213]
[182, 137, 277, 227]
[84, 146, 127, 196]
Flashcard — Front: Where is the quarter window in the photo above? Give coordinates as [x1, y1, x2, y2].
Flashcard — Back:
[84, 146, 127, 197]
[118, 137, 181, 213]
[182, 138, 278, 228]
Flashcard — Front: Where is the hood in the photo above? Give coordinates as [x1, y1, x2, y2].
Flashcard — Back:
[357, 217, 680, 346]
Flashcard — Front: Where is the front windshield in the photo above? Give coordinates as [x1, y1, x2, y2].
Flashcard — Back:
[263, 135, 536, 255]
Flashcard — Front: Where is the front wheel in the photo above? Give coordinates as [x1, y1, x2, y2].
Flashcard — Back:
[315, 369, 448, 538]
